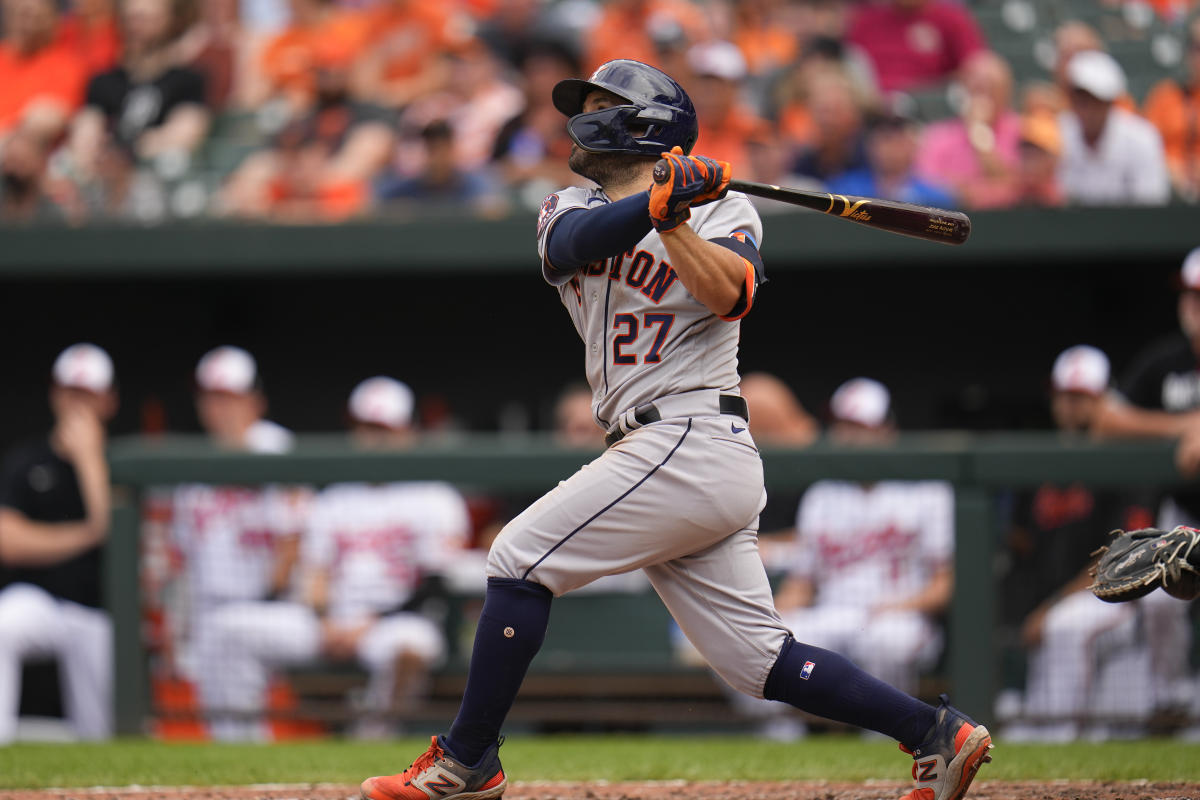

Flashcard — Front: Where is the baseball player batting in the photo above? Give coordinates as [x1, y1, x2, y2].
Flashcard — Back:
[359, 60, 992, 800]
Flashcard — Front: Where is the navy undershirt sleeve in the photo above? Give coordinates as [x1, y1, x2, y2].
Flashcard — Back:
[545, 191, 653, 272]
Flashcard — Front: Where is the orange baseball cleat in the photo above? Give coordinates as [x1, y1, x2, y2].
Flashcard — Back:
[898, 695, 993, 800]
[360, 735, 507, 800]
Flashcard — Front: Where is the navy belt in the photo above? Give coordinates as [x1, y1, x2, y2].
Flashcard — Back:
[604, 394, 749, 447]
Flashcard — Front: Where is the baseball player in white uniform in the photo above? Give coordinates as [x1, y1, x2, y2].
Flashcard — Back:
[776, 379, 954, 696]
[165, 346, 310, 738]
[196, 377, 470, 740]
[0, 344, 116, 743]
[359, 60, 991, 800]
[1002, 347, 1163, 740]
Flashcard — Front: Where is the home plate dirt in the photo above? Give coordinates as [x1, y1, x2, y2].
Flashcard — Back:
[2, 781, 1198, 800]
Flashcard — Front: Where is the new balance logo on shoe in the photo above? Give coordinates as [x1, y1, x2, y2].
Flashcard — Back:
[915, 759, 939, 781]
[420, 774, 463, 796]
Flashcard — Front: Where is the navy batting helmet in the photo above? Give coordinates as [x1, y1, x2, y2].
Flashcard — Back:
[552, 59, 698, 156]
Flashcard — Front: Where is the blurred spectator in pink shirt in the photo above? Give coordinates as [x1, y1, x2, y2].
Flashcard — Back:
[916, 51, 1021, 208]
[847, 0, 986, 95]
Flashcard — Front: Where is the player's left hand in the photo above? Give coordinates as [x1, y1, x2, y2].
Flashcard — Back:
[649, 146, 732, 233]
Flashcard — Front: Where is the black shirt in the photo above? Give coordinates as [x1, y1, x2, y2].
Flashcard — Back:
[1120, 333, 1200, 412]
[1118, 333, 1200, 518]
[1001, 484, 1122, 625]
[0, 438, 103, 609]
[85, 66, 207, 147]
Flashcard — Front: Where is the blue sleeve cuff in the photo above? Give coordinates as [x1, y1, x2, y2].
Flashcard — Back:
[545, 191, 653, 272]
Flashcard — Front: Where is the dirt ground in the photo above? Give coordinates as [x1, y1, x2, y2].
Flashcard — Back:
[2, 781, 1199, 800]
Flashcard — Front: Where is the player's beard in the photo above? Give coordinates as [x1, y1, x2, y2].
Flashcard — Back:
[568, 146, 653, 190]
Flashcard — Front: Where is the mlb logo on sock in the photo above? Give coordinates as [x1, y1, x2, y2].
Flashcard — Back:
[800, 660, 816, 680]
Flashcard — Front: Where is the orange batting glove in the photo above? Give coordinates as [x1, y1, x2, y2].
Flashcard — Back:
[649, 146, 733, 233]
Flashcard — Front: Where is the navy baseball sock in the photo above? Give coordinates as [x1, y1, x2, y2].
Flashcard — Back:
[762, 636, 935, 750]
[445, 577, 553, 766]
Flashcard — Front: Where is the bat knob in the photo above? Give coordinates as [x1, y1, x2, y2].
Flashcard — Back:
[652, 159, 669, 184]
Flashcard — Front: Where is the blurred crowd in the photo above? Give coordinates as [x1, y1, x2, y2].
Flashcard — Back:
[1, 0, 1199, 226]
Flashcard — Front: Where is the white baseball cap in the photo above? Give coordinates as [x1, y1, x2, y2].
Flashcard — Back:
[1065, 50, 1126, 102]
[688, 40, 747, 82]
[1052, 345, 1110, 395]
[52, 343, 114, 393]
[830, 377, 891, 428]
[195, 345, 258, 394]
[349, 376, 414, 429]
[1180, 246, 1200, 290]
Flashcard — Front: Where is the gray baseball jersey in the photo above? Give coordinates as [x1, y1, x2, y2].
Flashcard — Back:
[537, 188, 764, 429]
[486, 186, 789, 699]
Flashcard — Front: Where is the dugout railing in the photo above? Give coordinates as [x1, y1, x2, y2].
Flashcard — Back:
[104, 433, 1188, 736]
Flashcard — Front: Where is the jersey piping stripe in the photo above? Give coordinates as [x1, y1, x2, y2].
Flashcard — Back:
[600, 275, 614, 402]
[522, 419, 693, 580]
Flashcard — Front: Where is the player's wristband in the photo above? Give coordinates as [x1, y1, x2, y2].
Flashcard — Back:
[545, 191, 653, 270]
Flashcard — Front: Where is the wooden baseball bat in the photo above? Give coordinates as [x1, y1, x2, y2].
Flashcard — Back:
[728, 179, 971, 245]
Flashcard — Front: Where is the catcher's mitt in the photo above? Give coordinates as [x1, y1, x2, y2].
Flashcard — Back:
[1089, 525, 1200, 603]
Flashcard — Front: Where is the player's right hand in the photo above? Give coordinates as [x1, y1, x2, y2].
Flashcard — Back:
[649, 146, 732, 233]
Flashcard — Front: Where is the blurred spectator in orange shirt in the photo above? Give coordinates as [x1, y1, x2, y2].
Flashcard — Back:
[0, 0, 88, 142]
[583, 0, 709, 75]
[1142, 17, 1200, 202]
[352, 0, 474, 110]
[1013, 113, 1065, 207]
[492, 40, 581, 206]
[56, 0, 121, 76]
[846, 0, 986, 95]
[916, 51, 1021, 209]
[260, 0, 371, 113]
[730, 0, 799, 78]
[687, 41, 772, 180]
[221, 55, 394, 221]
